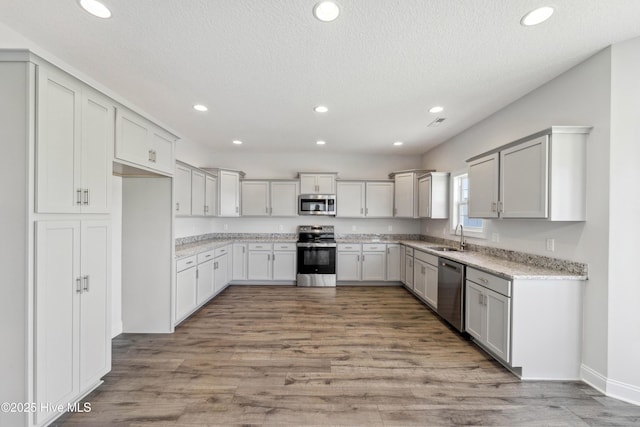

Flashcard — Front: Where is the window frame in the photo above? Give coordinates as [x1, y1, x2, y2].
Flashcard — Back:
[450, 170, 486, 239]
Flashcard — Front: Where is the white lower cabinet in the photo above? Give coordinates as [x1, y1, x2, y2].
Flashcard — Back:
[413, 250, 438, 309]
[337, 243, 388, 282]
[232, 243, 248, 280]
[213, 246, 230, 292]
[247, 243, 296, 281]
[175, 256, 197, 323]
[465, 268, 511, 364]
[404, 248, 414, 290]
[386, 244, 401, 281]
[337, 245, 361, 281]
[196, 251, 215, 305]
[35, 220, 111, 426]
[362, 244, 386, 281]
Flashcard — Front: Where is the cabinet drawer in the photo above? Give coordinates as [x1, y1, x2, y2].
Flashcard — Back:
[338, 243, 361, 252]
[362, 243, 385, 252]
[414, 250, 438, 266]
[467, 267, 511, 297]
[274, 242, 296, 251]
[214, 246, 229, 257]
[197, 250, 215, 264]
[176, 255, 197, 272]
[404, 246, 414, 256]
[248, 243, 273, 251]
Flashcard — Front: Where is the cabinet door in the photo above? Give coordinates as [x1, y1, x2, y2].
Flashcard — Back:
[485, 287, 511, 363]
[404, 255, 414, 289]
[366, 182, 394, 217]
[80, 90, 114, 214]
[273, 251, 296, 280]
[399, 245, 406, 284]
[248, 250, 272, 280]
[468, 153, 499, 218]
[500, 136, 549, 218]
[174, 164, 192, 215]
[232, 244, 248, 280]
[115, 108, 151, 170]
[197, 260, 214, 304]
[299, 174, 317, 194]
[362, 251, 386, 281]
[337, 252, 361, 281]
[214, 254, 229, 292]
[316, 175, 335, 193]
[219, 170, 240, 216]
[394, 173, 415, 218]
[176, 267, 197, 322]
[204, 175, 217, 217]
[270, 181, 299, 216]
[35, 221, 81, 424]
[424, 262, 438, 309]
[413, 259, 426, 298]
[418, 176, 431, 218]
[150, 127, 176, 175]
[191, 170, 206, 216]
[386, 245, 401, 281]
[241, 181, 270, 216]
[336, 182, 365, 217]
[36, 68, 82, 213]
[465, 281, 485, 341]
[79, 221, 111, 390]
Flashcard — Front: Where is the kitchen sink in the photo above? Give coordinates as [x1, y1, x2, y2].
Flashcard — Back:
[430, 246, 459, 252]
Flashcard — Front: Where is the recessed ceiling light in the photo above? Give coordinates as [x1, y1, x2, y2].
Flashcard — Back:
[232, 140, 243, 145]
[193, 104, 208, 112]
[314, 105, 329, 113]
[520, 6, 554, 26]
[429, 106, 444, 113]
[78, 0, 112, 19]
[316, 140, 326, 145]
[393, 141, 403, 146]
[313, 1, 340, 22]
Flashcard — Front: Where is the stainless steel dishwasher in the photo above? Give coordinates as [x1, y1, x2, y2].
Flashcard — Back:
[437, 258, 465, 332]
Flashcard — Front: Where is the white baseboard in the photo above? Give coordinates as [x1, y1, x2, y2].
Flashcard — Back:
[111, 320, 123, 339]
[581, 364, 640, 406]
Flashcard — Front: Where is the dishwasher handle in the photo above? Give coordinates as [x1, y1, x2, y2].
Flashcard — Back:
[440, 260, 462, 272]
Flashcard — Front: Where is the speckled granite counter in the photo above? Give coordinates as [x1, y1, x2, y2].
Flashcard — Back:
[399, 240, 587, 281]
[176, 238, 297, 259]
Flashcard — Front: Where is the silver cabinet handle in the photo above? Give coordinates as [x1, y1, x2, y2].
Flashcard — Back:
[83, 189, 90, 205]
[357, 255, 360, 262]
[242, 246, 245, 254]
[76, 277, 82, 293]
[196, 269, 199, 279]
[498, 201, 503, 213]
[76, 189, 82, 205]
[479, 277, 489, 284]
[83, 275, 89, 292]
[186, 261, 194, 265]
[176, 202, 180, 211]
[272, 254, 275, 261]
[266, 207, 269, 214]
[205, 205, 209, 213]
[491, 202, 497, 212]
[360, 208, 363, 214]
[235, 206, 239, 213]
[479, 293, 483, 305]
[365, 208, 368, 215]
[362, 255, 365, 262]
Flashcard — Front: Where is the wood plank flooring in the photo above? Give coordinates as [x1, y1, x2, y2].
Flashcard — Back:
[56, 286, 640, 426]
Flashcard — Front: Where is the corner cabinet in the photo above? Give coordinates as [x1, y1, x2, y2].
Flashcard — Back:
[36, 66, 114, 214]
[204, 169, 244, 217]
[467, 126, 591, 221]
[417, 172, 449, 219]
[390, 170, 431, 218]
[115, 106, 177, 176]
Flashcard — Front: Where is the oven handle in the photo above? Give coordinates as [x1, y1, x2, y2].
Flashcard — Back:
[296, 242, 337, 248]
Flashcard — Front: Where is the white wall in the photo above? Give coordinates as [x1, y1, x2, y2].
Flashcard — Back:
[421, 41, 640, 404]
[111, 176, 123, 338]
[607, 37, 640, 403]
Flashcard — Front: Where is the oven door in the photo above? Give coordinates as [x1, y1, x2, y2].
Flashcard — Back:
[297, 244, 336, 274]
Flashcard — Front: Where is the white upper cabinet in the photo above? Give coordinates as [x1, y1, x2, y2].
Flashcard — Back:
[365, 181, 394, 217]
[336, 181, 365, 217]
[417, 172, 449, 219]
[115, 106, 177, 176]
[468, 153, 500, 218]
[36, 67, 114, 214]
[467, 127, 590, 221]
[174, 163, 192, 216]
[336, 181, 394, 218]
[204, 174, 217, 217]
[390, 170, 429, 218]
[191, 169, 206, 216]
[218, 170, 241, 217]
[240, 180, 299, 217]
[299, 173, 337, 194]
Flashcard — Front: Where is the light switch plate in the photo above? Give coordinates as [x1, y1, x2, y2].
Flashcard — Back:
[546, 238, 555, 252]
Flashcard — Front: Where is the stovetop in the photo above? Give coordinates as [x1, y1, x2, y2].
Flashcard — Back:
[297, 225, 336, 243]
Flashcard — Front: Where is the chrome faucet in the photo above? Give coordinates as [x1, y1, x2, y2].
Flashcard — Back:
[455, 224, 466, 251]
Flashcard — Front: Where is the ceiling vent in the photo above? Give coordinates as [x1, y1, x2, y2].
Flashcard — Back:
[428, 117, 446, 127]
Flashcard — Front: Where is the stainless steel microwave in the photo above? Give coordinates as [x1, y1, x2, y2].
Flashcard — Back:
[298, 194, 336, 216]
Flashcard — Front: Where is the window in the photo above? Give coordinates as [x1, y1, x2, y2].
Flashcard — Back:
[451, 172, 484, 235]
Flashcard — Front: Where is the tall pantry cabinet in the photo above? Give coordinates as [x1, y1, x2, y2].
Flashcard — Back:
[1, 51, 114, 427]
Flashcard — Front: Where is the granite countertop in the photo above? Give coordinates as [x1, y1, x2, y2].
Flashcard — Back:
[175, 236, 586, 281]
[399, 240, 587, 281]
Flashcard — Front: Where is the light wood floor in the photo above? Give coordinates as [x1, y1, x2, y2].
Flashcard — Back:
[57, 286, 640, 426]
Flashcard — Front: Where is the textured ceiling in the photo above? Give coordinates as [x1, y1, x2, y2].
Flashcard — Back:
[1, 0, 640, 155]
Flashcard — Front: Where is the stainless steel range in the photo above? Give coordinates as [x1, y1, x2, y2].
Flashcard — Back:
[296, 225, 337, 287]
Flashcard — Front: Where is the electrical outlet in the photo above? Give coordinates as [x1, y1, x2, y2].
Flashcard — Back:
[352, 225, 357, 231]
[546, 238, 555, 252]
[278, 224, 284, 232]
[492, 233, 500, 243]
[387, 225, 393, 232]
[223, 224, 228, 231]
[425, 225, 429, 232]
